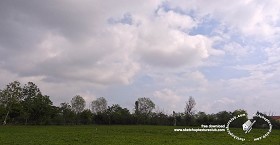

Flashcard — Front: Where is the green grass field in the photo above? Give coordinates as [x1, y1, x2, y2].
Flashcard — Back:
[0, 125, 279, 145]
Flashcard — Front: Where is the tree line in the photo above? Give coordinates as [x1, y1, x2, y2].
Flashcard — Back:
[0, 81, 279, 129]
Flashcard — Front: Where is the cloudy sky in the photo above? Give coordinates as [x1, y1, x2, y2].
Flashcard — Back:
[1, 0, 280, 116]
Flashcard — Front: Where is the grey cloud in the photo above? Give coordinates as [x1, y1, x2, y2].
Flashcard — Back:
[0, 0, 142, 85]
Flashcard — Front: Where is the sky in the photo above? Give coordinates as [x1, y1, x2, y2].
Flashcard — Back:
[0, 0, 280, 116]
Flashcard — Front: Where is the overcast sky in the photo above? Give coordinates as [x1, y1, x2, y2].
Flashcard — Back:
[0, 0, 280, 115]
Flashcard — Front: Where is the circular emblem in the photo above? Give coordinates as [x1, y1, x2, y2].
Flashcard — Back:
[226, 113, 272, 141]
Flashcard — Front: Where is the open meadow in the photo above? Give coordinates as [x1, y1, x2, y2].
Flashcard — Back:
[0, 125, 279, 145]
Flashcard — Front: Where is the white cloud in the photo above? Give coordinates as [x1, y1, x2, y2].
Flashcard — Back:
[133, 9, 216, 67]
[169, 0, 280, 39]
[223, 42, 252, 59]
[153, 88, 181, 109]
[265, 46, 280, 64]
[0, 0, 279, 115]
[156, 8, 197, 31]
[136, 31, 212, 67]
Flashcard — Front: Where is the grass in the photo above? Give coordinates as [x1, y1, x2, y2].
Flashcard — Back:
[0, 125, 279, 145]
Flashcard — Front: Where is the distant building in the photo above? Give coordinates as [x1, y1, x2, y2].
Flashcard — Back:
[269, 116, 280, 122]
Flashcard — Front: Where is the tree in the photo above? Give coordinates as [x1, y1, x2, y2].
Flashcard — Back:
[106, 104, 131, 125]
[60, 102, 75, 125]
[71, 95, 86, 114]
[150, 108, 169, 125]
[23, 82, 41, 99]
[134, 97, 155, 124]
[22, 82, 42, 124]
[231, 109, 248, 127]
[26, 94, 53, 124]
[91, 97, 107, 114]
[216, 111, 232, 124]
[135, 101, 139, 114]
[80, 109, 93, 124]
[184, 96, 196, 125]
[195, 111, 208, 125]
[253, 111, 270, 128]
[0, 81, 23, 125]
[173, 111, 176, 126]
[185, 96, 196, 116]
[137, 97, 155, 115]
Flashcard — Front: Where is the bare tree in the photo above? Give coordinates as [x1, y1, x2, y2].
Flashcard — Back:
[185, 96, 196, 116]
[137, 97, 155, 115]
[71, 95, 85, 114]
[91, 97, 107, 114]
